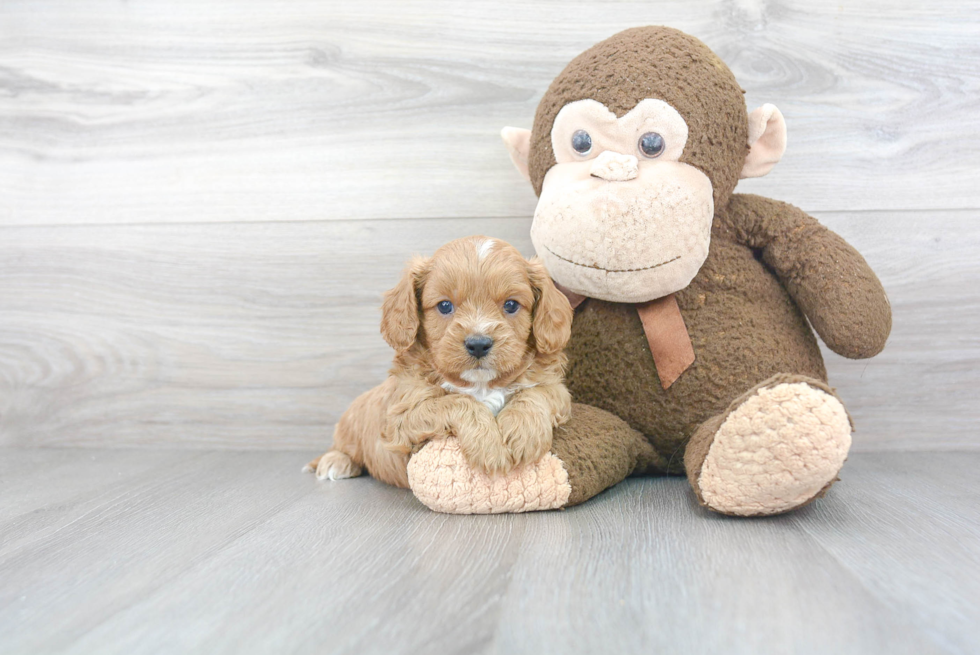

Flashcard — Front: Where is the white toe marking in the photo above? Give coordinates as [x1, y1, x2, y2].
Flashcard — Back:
[318, 465, 348, 481]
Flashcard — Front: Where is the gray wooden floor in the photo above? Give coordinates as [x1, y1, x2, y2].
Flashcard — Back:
[1, 448, 977, 655]
[2, 2, 979, 654]
[2, 0, 979, 452]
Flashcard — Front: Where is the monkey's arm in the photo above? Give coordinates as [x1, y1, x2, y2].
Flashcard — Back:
[723, 194, 891, 359]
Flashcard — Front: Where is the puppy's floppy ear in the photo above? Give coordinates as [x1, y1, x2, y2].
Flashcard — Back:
[527, 257, 573, 355]
[381, 256, 430, 353]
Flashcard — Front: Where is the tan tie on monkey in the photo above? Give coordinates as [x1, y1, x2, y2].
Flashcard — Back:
[406, 26, 892, 516]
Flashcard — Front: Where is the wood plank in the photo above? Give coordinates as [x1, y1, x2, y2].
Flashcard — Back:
[793, 452, 980, 655]
[819, 211, 980, 450]
[2, 449, 974, 654]
[0, 210, 976, 450]
[1, 0, 978, 226]
[0, 448, 198, 551]
[0, 450, 315, 653]
[491, 471, 954, 655]
[0, 217, 535, 449]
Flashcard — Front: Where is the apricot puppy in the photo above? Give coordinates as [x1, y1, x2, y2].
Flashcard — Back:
[304, 236, 573, 487]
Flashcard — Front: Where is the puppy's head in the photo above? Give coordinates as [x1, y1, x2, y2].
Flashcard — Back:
[380, 236, 572, 387]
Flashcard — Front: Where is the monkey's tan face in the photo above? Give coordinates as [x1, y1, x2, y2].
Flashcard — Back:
[530, 99, 714, 303]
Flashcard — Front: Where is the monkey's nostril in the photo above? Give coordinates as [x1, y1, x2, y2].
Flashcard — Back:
[464, 335, 493, 359]
[589, 151, 638, 181]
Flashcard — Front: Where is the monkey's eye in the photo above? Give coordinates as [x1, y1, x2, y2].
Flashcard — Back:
[437, 300, 454, 315]
[571, 130, 592, 155]
[638, 132, 665, 158]
[503, 299, 520, 315]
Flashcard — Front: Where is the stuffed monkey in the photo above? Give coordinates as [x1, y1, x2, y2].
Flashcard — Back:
[408, 26, 891, 516]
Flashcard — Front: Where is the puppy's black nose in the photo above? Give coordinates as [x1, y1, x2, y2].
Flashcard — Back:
[465, 335, 493, 359]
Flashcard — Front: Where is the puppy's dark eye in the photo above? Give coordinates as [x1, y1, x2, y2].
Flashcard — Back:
[571, 130, 592, 155]
[503, 299, 520, 315]
[437, 300, 454, 315]
[638, 132, 665, 158]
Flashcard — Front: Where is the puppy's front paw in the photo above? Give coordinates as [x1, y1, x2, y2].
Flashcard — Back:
[456, 419, 513, 476]
[497, 408, 552, 469]
[306, 450, 363, 481]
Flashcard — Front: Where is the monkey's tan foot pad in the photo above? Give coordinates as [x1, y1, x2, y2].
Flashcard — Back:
[695, 382, 851, 517]
[407, 438, 571, 514]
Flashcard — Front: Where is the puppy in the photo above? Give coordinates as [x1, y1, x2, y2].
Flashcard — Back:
[304, 236, 573, 487]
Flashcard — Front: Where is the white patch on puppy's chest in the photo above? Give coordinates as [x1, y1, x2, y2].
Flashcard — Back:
[442, 381, 512, 416]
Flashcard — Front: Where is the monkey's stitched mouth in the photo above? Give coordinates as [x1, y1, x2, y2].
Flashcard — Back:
[543, 246, 680, 273]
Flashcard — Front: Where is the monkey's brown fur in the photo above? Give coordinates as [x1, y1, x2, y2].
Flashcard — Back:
[545, 29, 890, 477]
[563, 194, 890, 473]
[529, 26, 749, 208]
[407, 26, 891, 515]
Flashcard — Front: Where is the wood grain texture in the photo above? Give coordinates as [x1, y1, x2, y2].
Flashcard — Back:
[1, 210, 977, 450]
[1, 0, 979, 226]
[2, 4, 976, 652]
[0, 217, 535, 449]
[0, 448, 977, 654]
[817, 210, 980, 450]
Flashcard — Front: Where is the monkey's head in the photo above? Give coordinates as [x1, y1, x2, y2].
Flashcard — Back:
[502, 26, 787, 303]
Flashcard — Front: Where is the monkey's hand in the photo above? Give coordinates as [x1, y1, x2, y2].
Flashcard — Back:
[728, 194, 892, 359]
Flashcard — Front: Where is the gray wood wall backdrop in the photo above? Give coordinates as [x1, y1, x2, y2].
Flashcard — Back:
[1, 0, 978, 451]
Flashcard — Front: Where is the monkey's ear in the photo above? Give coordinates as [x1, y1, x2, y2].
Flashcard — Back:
[740, 104, 787, 179]
[501, 127, 532, 182]
[380, 256, 430, 353]
[527, 257, 573, 355]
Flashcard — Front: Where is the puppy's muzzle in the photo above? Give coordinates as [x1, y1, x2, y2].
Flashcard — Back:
[464, 335, 493, 359]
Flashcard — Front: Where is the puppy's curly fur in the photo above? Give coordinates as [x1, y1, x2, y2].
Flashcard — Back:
[304, 236, 573, 487]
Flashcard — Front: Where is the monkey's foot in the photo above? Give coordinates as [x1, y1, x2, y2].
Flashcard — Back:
[407, 404, 656, 513]
[685, 375, 852, 517]
[407, 438, 571, 514]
